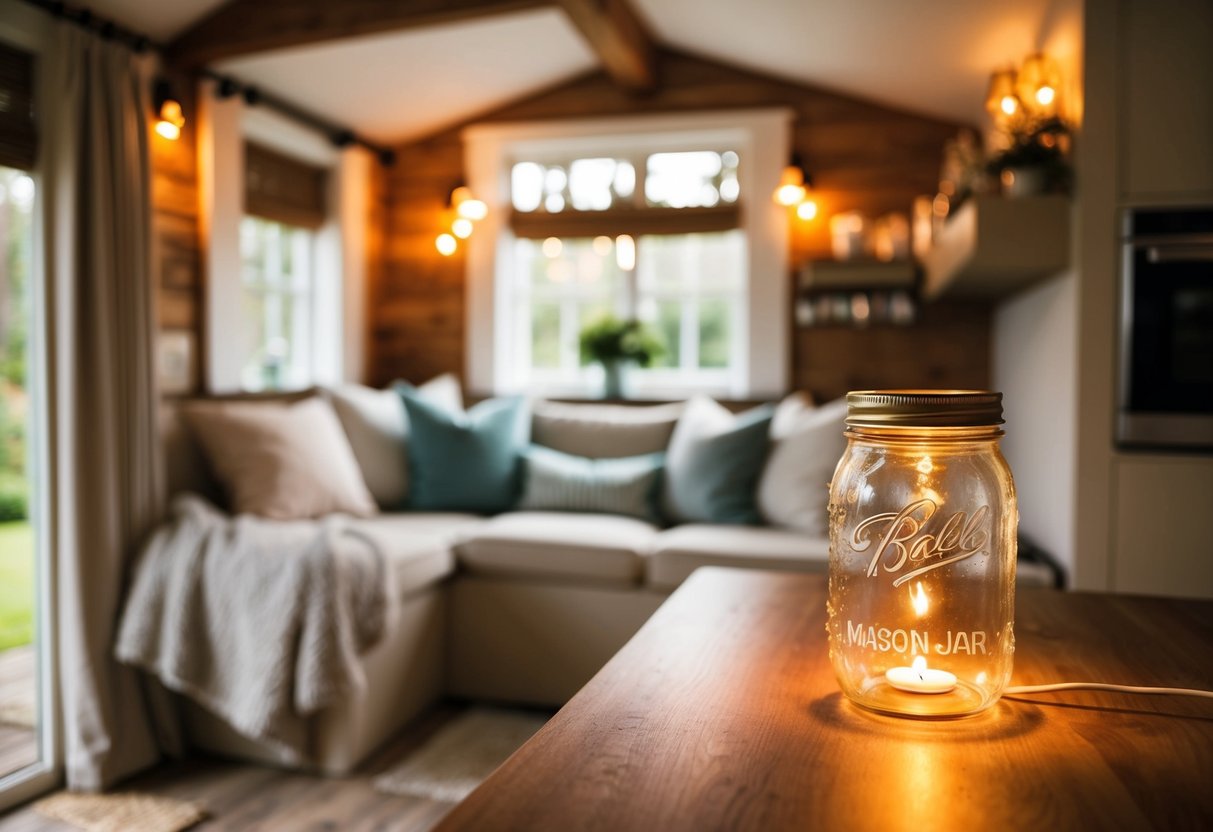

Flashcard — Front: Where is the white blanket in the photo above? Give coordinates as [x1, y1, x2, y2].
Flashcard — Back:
[114, 495, 390, 762]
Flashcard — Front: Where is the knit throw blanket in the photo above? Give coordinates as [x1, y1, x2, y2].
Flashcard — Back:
[115, 495, 389, 762]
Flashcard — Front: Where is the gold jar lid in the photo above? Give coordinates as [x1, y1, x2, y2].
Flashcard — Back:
[846, 390, 1004, 428]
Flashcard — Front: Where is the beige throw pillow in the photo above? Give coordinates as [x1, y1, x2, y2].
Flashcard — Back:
[757, 395, 849, 536]
[183, 397, 378, 520]
[531, 400, 684, 459]
[326, 374, 463, 508]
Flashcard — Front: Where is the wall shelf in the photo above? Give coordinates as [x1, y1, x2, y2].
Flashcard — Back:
[922, 194, 1071, 300]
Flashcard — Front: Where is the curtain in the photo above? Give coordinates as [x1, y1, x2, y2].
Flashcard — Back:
[40, 23, 166, 791]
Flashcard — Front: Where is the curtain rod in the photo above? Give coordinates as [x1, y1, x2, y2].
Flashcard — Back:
[20, 0, 397, 165]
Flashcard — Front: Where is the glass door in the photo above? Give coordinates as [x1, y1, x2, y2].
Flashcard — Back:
[0, 164, 55, 808]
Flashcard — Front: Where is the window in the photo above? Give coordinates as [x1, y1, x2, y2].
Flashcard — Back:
[465, 110, 792, 398]
[238, 216, 315, 391]
[0, 165, 44, 788]
[504, 150, 748, 395]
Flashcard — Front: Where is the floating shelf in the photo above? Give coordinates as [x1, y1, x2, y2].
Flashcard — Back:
[798, 258, 916, 292]
[922, 194, 1071, 300]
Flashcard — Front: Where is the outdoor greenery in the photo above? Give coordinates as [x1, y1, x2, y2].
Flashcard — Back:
[579, 314, 664, 368]
[0, 521, 34, 651]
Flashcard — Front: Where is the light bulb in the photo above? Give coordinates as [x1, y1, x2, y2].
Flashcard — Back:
[435, 233, 457, 256]
[774, 183, 806, 206]
[457, 198, 488, 221]
[1000, 95, 1018, 116]
[1035, 85, 1056, 106]
[796, 200, 818, 220]
[452, 218, 473, 239]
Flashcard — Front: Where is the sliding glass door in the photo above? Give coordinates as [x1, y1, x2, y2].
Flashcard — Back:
[0, 164, 55, 808]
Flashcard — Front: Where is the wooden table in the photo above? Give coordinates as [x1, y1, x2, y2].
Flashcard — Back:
[437, 568, 1213, 831]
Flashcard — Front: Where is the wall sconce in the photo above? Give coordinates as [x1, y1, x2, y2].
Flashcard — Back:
[985, 53, 1062, 124]
[435, 183, 488, 255]
[153, 78, 185, 141]
[774, 154, 819, 221]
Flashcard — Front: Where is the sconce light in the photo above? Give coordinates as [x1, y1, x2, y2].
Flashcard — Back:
[773, 154, 808, 206]
[152, 78, 185, 141]
[985, 69, 1020, 121]
[450, 184, 488, 221]
[1017, 53, 1061, 114]
[436, 183, 488, 255]
[774, 154, 819, 221]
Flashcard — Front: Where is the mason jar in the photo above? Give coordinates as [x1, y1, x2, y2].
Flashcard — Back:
[827, 391, 1017, 718]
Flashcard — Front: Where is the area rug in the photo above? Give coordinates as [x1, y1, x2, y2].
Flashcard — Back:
[373, 707, 550, 803]
[32, 792, 208, 832]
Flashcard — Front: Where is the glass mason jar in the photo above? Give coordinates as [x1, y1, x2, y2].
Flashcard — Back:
[827, 391, 1017, 718]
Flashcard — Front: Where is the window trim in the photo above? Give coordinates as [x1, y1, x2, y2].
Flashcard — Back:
[463, 108, 793, 399]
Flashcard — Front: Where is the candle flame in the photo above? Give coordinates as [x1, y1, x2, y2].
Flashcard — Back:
[910, 581, 929, 617]
[912, 655, 928, 673]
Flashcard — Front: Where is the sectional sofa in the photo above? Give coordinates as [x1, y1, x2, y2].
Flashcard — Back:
[160, 388, 1055, 775]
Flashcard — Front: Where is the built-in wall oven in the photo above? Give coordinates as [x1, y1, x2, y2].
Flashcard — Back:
[1119, 207, 1213, 450]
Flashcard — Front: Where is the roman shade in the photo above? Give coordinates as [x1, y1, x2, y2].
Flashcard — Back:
[0, 40, 37, 171]
[244, 140, 327, 229]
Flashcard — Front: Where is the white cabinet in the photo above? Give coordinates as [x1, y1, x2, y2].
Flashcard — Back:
[1113, 455, 1213, 598]
[1121, 0, 1213, 199]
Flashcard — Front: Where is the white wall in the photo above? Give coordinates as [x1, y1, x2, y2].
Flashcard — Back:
[993, 270, 1077, 574]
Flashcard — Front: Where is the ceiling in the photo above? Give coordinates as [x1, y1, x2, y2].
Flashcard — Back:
[81, 0, 1067, 143]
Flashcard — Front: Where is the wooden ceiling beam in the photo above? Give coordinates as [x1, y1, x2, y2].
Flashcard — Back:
[166, 0, 549, 69]
[556, 0, 656, 92]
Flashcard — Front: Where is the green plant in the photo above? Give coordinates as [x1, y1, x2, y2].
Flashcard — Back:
[987, 116, 1073, 193]
[579, 315, 664, 368]
[0, 472, 27, 522]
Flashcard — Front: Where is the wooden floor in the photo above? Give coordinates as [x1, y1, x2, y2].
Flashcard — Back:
[0, 647, 37, 779]
[0, 705, 475, 832]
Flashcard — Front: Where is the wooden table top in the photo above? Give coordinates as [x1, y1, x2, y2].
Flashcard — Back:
[437, 568, 1213, 832]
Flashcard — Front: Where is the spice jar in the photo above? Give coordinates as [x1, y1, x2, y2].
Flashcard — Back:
[827, 390, 1017, 718]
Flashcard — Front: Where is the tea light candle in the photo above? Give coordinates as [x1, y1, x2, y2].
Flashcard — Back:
[886, 656, 957, 694]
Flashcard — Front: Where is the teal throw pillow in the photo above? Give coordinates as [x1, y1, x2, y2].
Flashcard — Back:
[660, 396, 775, 525]
[518, 445, 665, 522]
[395, 385, 529, 513]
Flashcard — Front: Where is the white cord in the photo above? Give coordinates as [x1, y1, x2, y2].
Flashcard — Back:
[1004, 682, 1213, 700]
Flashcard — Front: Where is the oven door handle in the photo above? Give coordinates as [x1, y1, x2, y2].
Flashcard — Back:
[1146, 244, 1213, 264]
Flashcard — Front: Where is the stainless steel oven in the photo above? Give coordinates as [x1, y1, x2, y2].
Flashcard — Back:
[1119, 208, 1213, 450]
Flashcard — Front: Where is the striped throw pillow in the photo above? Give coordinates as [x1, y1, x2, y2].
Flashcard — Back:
[518, 445, 665, 522]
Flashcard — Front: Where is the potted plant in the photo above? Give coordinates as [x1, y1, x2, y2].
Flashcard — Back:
[986, 116, 1072, 198]
[579, 315, 663, 399]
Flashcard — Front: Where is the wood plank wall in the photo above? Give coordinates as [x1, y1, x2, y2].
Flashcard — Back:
[371, 48, 992, 401]
[151, 72, 204, 394]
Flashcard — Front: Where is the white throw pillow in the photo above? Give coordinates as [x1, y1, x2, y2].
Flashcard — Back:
[326, 374, 463, 508]
[757, 396, 849, 536]
[531, 400, 684, 459]
[183, 397, 378, 520]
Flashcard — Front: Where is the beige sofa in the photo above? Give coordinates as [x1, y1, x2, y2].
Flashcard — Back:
[161, 395, 1055, 775]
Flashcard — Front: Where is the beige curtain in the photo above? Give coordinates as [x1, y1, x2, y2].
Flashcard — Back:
[40, 23, 166, 791]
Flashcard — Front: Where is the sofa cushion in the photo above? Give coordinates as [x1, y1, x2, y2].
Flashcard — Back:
[352, 512, 483, 596]
[660, 396, 774, 525]
[518, 446, 665, 522]
[647, 524, 829, 590]
[757, 396, 848, 535]
[532, 400, 683, 459]
[327, 374, 462, 509]
[397, 386, 529, 514]
[182, 397, 377, 521]
[456, 512, 658, 585]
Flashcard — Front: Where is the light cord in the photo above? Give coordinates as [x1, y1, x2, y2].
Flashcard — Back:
[1004, 682, 1213, 700]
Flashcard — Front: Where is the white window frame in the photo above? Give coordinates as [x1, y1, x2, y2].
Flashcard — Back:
[199, 84, 372, 393]
[464, 109, 792, 399]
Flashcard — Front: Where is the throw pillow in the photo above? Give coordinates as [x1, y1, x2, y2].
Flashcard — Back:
[660, 396, 775, 525]
[518, 445, 665, 522]
[531, 400, 684, 459]
[183, 397, 378, 520]
[757, 396, 849, 535]
[327, 374, 463, 508]
[396, 385, 530, 513]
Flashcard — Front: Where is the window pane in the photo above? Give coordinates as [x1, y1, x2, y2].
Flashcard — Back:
[531, 302, 560, 369]
[0, 165, 41, 779]
[239, 216, 313, 391]
[511, 162, 544, 212]
[637, 231, 745, 294]
[646, 151, 736, 208]
[698, 298, 730, 369]
[568, 158, 615, 211]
